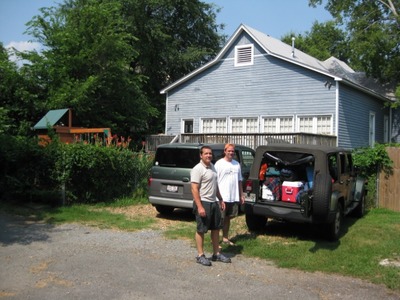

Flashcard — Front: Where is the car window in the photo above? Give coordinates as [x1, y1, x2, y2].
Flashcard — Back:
[241, 150, 255, 168]
[328, 154, 338, 181]
[154, 148, 199, 168]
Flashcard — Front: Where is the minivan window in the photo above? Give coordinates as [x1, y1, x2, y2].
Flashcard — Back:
[154, 148, 199, 168]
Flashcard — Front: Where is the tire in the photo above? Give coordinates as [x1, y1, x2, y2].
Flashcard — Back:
[245, 213, 267, 231]
[313, 173, 332, 217]
[326, 202, 342, 241]
[155, 205, 175, 215]
[352, 192, 366, 218]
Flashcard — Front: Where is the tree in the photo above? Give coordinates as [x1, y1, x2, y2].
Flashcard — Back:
[0, 43, 43, 135]
[309, 0, 400, 102]
[21, 0, 224, 135]
[121, 0, 225, 132]
[281, 21, 348, 62]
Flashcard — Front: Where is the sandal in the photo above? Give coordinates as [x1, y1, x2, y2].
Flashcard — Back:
[222, 239, 235, 246]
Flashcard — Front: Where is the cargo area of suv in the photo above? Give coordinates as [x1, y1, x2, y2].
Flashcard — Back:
[244, 144, 366, 240]
[148, 143, 255, 215]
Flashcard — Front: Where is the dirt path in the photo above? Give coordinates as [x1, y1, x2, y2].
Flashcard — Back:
[1, 210, 399, 300]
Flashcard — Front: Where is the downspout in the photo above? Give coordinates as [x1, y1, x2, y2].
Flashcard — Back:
[335, 80, 339, 147]
[165, 92, 169, 134]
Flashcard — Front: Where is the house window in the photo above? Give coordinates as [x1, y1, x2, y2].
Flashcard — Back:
[298, 115, 332, 134]
[369, 112, 375, 147]
[216, 119, 227, 133]
[231, 118, 258, 133]
[234, 44, 254, 67]
[201, 118, 227, 133]
[231, 118, 243, 133]
[263, 117, 293, 133]
[183, 119, 193, 133]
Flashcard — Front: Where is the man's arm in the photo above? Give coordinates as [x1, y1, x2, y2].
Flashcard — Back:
[192, 182, 206, 217]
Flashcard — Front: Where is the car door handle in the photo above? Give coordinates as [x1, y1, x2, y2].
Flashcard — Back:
[182, 177, 190, 182]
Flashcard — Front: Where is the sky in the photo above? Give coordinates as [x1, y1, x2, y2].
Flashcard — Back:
[0, 0, 332, 54]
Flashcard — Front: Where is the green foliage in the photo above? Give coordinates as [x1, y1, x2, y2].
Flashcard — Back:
[352, 143, 396, 207]
[352, 143, 393, 177]
[281, 21, 349, 62]
[52, 142, 154, 204]
[7, 0, 225, 135]
[309, 0, 400, 102]
[0, 134, 58, 201]
[0, 135, 154, 205]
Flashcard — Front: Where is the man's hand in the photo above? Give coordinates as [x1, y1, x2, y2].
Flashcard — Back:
[198, 205, 206, 217]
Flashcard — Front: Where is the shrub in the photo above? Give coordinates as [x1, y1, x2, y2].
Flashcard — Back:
[352, 143, 395, 208]
[0, 135, 154, 205]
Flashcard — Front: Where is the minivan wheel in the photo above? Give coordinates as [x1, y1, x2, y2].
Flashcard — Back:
[326, 202, 342, 241]
[245, 213, 267, 231]
[155, 205, 175, 215]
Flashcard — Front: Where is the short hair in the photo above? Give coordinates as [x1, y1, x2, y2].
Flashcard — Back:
[200, 145, 212, 154]
[224, 143, 235, 151]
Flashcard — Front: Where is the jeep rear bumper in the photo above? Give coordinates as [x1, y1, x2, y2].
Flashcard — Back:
[244, 202, 336, 224]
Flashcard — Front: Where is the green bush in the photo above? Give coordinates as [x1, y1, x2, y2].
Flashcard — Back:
[0, 135, 58, 201]
[0, 134, 154, 205]
[54, 143, 153, 204]
[352, 143, 396, 208]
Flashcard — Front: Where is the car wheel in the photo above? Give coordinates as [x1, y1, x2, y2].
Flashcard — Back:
[313, 173, 332, 217]
[245, 213, 267, 231]
[155, 205, 174, 215]
[352, 192, 366, 218]
[327, 202, 342, 241]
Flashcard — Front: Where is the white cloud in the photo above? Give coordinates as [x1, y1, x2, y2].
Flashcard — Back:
[6, 41, 42, 52]
[5, 41, 42, 63]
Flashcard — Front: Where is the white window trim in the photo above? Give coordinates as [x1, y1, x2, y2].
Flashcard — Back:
[181, 118, 194, 134]
[296, 115, 333, 135]
[261, 116, 294, 133]
[200, 118, 228, 133]
[234, 44, 254, 67]
[229, 117, 259, 133]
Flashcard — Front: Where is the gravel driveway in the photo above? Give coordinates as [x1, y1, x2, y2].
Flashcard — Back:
[1, 212, 399, 300]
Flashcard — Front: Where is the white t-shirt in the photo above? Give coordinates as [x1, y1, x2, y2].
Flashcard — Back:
[215, 158, 243, 203]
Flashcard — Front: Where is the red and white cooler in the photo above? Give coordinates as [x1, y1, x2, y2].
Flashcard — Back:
[281, 181, 303, 203]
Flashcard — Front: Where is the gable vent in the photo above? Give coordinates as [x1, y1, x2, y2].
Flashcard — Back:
[235, 44, 254, 66]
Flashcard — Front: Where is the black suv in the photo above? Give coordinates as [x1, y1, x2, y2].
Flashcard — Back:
[244, 144, 366, 240]
[148, 143, 255, 214]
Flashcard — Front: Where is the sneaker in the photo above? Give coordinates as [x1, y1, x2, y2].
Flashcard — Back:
[211, 253, 231, 263]
[196, 254, 212, 266]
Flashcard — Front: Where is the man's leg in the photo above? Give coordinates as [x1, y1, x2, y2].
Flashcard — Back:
[211, 229, 220, 254]
[222, 216, 231, 242]
[195, 231, 205, 256]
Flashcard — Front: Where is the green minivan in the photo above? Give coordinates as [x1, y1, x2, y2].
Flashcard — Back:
[148, 143, 255, 215]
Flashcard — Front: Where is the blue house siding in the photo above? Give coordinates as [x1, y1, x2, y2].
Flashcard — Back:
[166, 34, 337, 136]
[162, 24, 393, 149]
[338, 84, 390, 148]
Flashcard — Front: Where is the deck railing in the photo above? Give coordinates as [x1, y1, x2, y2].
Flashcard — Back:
[146, 133, 337, 152]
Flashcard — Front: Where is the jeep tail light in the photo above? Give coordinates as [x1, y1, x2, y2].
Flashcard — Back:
[245, 180, 252, 193]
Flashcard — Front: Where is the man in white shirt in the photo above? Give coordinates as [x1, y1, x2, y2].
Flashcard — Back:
[215, 143, 244, 245]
